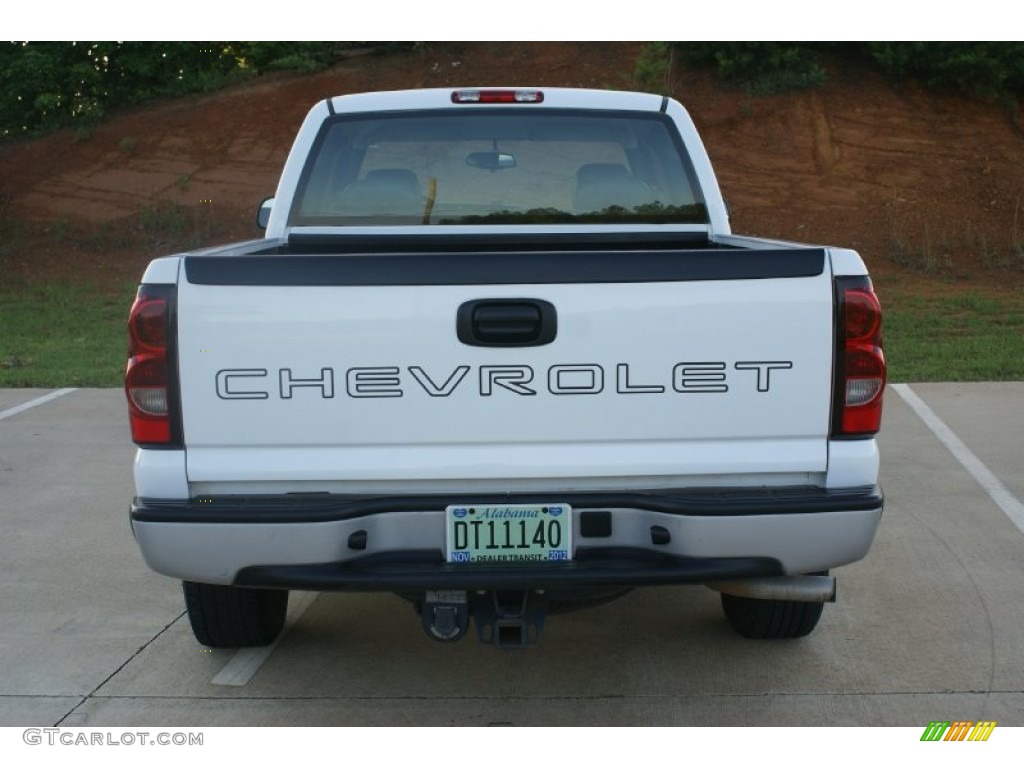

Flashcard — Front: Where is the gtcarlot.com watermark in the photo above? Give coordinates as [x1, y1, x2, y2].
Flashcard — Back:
[23, 728, 203, 747]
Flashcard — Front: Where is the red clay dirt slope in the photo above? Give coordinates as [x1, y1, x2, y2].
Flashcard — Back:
[1, 42, 1023, 291]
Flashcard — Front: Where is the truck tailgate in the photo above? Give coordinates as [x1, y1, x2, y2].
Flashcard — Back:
[175, 248, 834, 493]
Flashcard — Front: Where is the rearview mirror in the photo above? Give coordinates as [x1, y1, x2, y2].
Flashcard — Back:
[466, 151, 517, 171]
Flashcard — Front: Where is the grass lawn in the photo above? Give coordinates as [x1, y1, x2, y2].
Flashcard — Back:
[879, 282, 1024, 382]
[0, 280, 136, 387]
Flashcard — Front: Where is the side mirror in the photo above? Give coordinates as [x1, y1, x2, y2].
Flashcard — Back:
[256, 197, 274, 229]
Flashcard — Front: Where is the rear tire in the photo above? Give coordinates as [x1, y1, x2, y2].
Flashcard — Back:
[720, 593, 824, 638]
[720, 573, 829, 640]
[183, 581, 288, 647]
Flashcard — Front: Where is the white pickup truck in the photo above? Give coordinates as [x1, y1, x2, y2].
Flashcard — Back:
[126, 87, 885, 648]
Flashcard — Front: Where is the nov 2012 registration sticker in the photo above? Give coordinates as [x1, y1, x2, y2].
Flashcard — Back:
[445, 504, 573, 564]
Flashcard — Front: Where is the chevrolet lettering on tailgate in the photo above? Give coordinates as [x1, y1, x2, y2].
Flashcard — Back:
[214, 362, 795, 400]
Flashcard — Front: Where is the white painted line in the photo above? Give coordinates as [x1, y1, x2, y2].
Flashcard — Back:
[893, 383, 1024, 534]
[211, 591, 318, 686]
[0, 388, 77, 422]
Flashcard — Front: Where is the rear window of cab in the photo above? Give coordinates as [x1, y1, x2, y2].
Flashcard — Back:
[289, 109, 708, 227]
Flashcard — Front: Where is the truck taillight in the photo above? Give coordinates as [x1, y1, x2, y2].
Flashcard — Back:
[126, 285, 179, 446]
[832, 277, 885, 438]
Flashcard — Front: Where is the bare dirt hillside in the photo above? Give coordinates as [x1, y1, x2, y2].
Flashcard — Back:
[1, 42, 1022, 290]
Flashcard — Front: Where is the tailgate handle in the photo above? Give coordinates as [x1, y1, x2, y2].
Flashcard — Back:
[457, 299, 557, 347]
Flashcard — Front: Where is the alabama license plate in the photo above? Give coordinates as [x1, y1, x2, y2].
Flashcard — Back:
[445, 503, 573, 564]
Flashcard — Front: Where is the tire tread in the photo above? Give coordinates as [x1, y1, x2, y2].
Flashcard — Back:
[721, 593, 824, 639]
[183, 581, 288, 647]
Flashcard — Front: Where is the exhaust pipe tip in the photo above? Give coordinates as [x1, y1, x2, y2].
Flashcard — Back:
[707, 575, 837, 603]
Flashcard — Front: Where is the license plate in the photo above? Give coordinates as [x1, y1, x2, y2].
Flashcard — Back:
[445, 503, 573, 564]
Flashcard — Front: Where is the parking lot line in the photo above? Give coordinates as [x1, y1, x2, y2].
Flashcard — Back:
[0, 388, 77, 422]
[893, 383, 1024, 534]
[210, 591, 318, 686]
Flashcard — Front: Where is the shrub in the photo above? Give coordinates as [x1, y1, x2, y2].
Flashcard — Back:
[676, 42, 829, 94]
